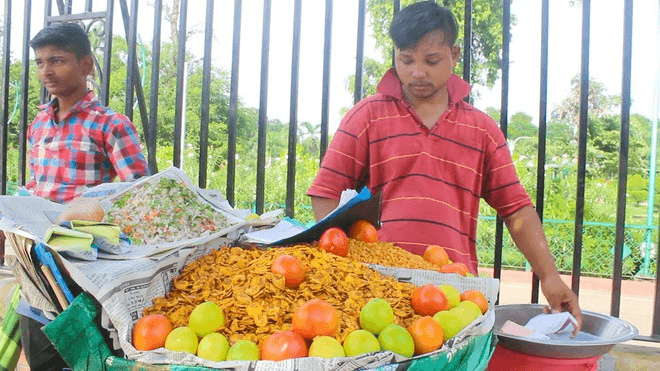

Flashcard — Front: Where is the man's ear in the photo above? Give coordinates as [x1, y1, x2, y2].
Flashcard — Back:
[451, 46, 461, 68]
[80, 55, 94, 77]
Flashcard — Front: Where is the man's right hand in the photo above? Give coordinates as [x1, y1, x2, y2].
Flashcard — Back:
[310, 196, 340, 221]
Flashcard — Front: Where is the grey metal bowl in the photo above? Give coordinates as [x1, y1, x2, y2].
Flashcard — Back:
[494, 304, 638, 358]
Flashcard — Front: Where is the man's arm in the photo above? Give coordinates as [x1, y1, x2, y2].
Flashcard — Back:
[310, 196, 340, 222]
[504, 205, 583, 334]
[106, 116, 149, 180]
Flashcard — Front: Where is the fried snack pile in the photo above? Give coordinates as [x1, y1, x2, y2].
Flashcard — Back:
[144, 245, 419, 345]
[347, 239, 444, 272]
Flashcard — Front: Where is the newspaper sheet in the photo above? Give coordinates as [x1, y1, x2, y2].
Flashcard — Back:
[0, 167, 247, 261]
[0, 167, 254, 331]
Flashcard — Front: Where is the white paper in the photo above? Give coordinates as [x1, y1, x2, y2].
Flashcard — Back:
[524, 312, 578, 335]
[318, 189, 359, 223]
[240, 219, 306, 244]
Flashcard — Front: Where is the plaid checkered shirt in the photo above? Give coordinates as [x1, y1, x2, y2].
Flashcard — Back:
[25, 91, 149, 203]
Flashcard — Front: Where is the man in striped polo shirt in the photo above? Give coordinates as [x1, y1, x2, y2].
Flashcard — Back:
[308, 1, 581, 330]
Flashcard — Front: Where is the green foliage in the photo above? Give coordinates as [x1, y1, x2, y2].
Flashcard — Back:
[476, 76, 659, 278]
[509, 112, 537, 139]
[3, 55, 43, 186]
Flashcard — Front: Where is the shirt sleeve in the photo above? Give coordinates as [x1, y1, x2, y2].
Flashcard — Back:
[480, 116, 533, 218]
[103, 114, 150, 182]
[307, 101, 372, 200]
[24, 120, 37, 190]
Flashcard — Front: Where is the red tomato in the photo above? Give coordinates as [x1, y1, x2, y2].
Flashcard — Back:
[318, 227, 349, 257]
[271, 255, 306, 288]
[348, 220, 379, 243]
[292, 299, 339, 339]
[439, 262, 469, 277]
[411, 284, 448, 316]
[132, 314, 173, 351]
[408, 316, 444, 355]
[423, 245, 449, 266]
[260, 331, 308, 361]
[460, 290, 489, 314]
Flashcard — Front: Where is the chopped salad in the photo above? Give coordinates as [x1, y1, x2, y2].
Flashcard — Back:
[106, 178, 233, 245]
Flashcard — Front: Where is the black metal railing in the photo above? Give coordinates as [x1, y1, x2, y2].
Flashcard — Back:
[0, 0, 656, 342]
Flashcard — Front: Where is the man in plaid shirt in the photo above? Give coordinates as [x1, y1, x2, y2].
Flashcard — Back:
[25, 22, 149, 204]
[3, 22, 149, 370]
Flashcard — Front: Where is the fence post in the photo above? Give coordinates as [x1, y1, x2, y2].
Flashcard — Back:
[643, 0, 660, 277]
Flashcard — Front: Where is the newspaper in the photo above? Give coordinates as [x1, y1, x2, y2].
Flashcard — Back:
[1, 218, 59, 314]
[0, 167, 253, 331]
[0, 195, 65, 239]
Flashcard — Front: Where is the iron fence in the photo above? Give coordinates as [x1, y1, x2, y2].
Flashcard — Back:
[478, 216, 659, 280]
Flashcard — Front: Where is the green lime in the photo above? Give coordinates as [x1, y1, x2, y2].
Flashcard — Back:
[359, 298, 394, 334]
[433, 310, 464, 340]
[165, 326, 198, 354]
[189, 302, 225, 337]
[439, 284, 461, 309]
[197, 332, 229, 361]
[378, 324, 414, 358]
[226, 340, 260, 361]
[343, 329, 381, 356]
[456, 300, 482, 322]
[309, 336, 345, 358]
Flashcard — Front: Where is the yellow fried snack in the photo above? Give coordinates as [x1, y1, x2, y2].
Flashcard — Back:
[144, 245, 421, 346]
[346, 239, 445, 272]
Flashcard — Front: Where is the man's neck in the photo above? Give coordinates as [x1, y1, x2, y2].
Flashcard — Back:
[54, 89, 89, 121]
[404, 89, 450, 130]
[406, 89, 449, 113]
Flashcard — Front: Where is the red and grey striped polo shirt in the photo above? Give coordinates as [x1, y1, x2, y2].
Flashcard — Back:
[307, 68, 532, 273]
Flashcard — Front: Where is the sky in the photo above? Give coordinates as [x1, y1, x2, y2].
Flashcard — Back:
[475, 0, 657, 126]
[2, 0, 657, 134]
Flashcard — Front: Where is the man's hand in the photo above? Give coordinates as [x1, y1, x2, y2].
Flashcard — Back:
[540, 274, 583, 336]
[310, 196, 340, 222]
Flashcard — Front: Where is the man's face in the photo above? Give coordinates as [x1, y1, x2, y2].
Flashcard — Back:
[34, 45, 91, 98]
[394, 30, 460, 102]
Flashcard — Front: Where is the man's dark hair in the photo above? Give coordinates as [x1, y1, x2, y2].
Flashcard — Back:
[389, 1, 458, 49]
[30, 23, 92, 60]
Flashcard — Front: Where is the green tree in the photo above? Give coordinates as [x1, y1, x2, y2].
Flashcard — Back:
[485, 107, 499, 122]
[551, 75, 621, 140]
[298, 121, 321, 155]
[509, 112, 537, 139]
[2, 57, 42, 187]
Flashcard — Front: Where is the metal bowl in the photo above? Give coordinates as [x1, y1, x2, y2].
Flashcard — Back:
[494, 304, 638, 358]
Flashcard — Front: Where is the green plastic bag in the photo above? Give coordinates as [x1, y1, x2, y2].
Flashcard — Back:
[0, 285, 22, 371]
[372, 331, 495, 371]
[407, 331, 495, 371]
[42, 293, 111, 371]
